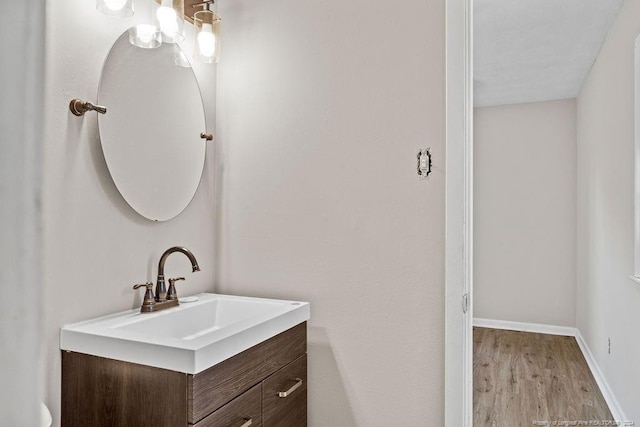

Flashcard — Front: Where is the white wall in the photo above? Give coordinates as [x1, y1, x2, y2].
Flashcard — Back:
[215, 0, 445, 425]
[0, 1, 44, 426]
[576, 0, 640, 421]
[42, 2, 217, 425]
[474, 100, 577, 326]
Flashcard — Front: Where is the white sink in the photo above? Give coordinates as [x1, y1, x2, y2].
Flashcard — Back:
[60, 293, 310, 374]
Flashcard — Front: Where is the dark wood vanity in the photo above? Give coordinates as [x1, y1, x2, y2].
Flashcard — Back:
[61, 322, 307, 427]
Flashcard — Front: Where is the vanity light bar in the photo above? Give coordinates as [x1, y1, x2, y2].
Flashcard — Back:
[96, 0, 223, 64]
[95, 0, 216, 24]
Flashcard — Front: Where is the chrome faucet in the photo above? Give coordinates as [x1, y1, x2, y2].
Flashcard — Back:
[156, 246, 200, 302]
[133, 246, 200, 313]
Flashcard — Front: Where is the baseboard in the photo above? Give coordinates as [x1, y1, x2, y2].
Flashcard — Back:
[473, 318, 628, 423]
[573, 330, 628, 423]
[473, 317, 577, 336]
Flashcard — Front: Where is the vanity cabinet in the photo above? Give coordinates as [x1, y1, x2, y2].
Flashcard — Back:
[62, 322, 307, 427]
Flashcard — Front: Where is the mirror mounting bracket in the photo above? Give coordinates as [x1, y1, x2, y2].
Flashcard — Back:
[69, 98, 107, 116]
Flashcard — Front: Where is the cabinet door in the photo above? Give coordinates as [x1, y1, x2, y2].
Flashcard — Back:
[262, 354, 307, 427]
[194, 384, 261, 427]
[62, 352, 187, 427]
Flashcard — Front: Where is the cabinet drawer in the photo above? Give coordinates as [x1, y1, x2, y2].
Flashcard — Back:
[262, 354, 307, 427]
[188, 323, 306, 423]
[193, 384, 261, 427]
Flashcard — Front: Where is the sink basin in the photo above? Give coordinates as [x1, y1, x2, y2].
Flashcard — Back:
[60, 293, 310, 374]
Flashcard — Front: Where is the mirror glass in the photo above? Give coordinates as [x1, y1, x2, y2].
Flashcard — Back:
[98, 31, 207, 221]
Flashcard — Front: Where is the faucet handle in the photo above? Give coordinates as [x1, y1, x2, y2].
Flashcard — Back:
[133, 282, 155, 309]
[167, 277, 185, 301]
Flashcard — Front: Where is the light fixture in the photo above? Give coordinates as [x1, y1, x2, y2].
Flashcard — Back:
[155, 0, 185, 44]
[193, 1, 221, 64]
[96, 0, 134, 17]
[129, 23, 162, 49]
[124, 0, 163, 49]
[95, 0, 222, 63]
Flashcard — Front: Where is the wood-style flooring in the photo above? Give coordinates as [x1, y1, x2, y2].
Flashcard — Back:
[473, 327, 613, 426]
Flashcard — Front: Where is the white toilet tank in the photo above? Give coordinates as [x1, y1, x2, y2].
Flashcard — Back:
[40, 402, 52, 427]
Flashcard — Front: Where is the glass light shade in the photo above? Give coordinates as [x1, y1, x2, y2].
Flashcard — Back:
[193, 10, 221, 64]
[96, 0, 134, 17]
[154, 0, 185, 44]
[129, 24, 162, 49]
[174, 50, 192, 68]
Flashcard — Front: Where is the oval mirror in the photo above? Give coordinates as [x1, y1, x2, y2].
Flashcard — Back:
[98, 31, 207, 221]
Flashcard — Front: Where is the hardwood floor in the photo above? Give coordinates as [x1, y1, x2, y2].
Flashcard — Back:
[473, 327, 613, 426]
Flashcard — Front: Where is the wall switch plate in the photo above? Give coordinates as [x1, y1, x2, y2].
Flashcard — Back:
[417, 148, 432, 179]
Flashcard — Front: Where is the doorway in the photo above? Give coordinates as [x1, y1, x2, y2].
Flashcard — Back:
[468, 0, 626, 425]
[445, 0, 629, 425]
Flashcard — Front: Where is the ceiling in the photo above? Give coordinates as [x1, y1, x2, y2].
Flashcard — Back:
[474, 0, 623, 107]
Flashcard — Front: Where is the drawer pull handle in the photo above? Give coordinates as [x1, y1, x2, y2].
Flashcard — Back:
[240, 418, 253, 427]
[277, 378, 303, 398]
